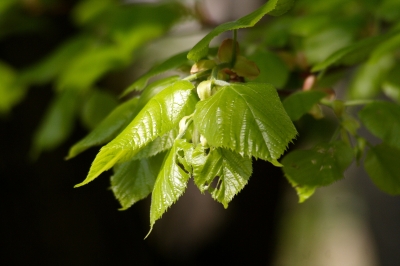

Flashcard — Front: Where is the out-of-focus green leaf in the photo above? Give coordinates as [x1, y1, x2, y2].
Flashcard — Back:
[72, 0, 114, 26]
[383, 64, 400, 102]
[303, 26, 354, 65]
[312, 30, 399, 72]
[0, 62, 26, 114]
[248, 49, 289, 88]
[149, 140, 192, 232]
[282, 141, 354, 187]
[192, 147, 252, 208]
[67, 97, 139, 159]
[80, 89, 118, 130]
[19, 37, 90, 85]
[31, 90, 79, 158]
[283, 90, 327, 121]
[359, 101, 400, 149]
[111, 152, 165, 210]
[74, 80, 196, 187]
[187, 0, 295, 62]
[365, 143, 400, 195]
[0, 0, 17, 15]
[348, 54, 394, 99]
[194, 83, 297, 164]
[377, 0, 400, 22]
[369, 32, 400, 63]
[56, 45, 126, 92]
[122, 51, 189, 94]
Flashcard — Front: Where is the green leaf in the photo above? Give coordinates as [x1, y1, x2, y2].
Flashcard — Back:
[111, 152, 166, 210]
[0, 0, 17, 15]
[187, 0, 295, 62]
[312, 30, 400, 72]
[365, 143, 400, 195]
[193, 83, 297, 163]
[122, 51, 190, 94]
[80, 89, 118, 130]
[132, 129, 177, 160]
[31, 90, 79, 158]
[75, 80, 196, 187]
[348, 54, 394, 99]
[248, 49, 289, 88]
[358, 101, 400, 149]
[287, 179, 316, 203]
[193, 147, 252, 208]
[369, 32, 400, 63]
[149, 139, 192, 231]
[383, 64, 400, 102]
[0, 61, 26, 114]
[282, 141, 354, 187]
[282, 90, 327, 121]
[19, 37, 90, 85]
[67, 97, 139, 159]
[134, 76, 180, 109]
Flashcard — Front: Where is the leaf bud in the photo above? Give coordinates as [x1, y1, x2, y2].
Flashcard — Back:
[197, 80, 212, 101]
[200, 134, 208, 147]
[218, 39, 240, 63]
[233, 55, 260, 79]
[190, 60, 216, 74]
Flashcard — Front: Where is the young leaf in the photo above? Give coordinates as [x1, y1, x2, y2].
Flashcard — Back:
[282, 90, 327, 121]
[149, 140, 192, 231]
[193, 83, 297, 163]
[187, 0, 295, 62]
[365, 143, 400, 195]
[358, 101, 400, 149]
[31, 90, 79, 159]
[75, 80, 196, 187]
[122, 51, 189, 95]
[209, 149, 253, 208]
[282, 141, 354, 187]
[67, 97, 139, 159]
[111, 152, 166, 210]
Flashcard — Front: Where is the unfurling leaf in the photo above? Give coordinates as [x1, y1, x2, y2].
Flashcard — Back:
[192, 146, 252, 208]
[75, 80, 196, 187]
[149, 140, 193, 232]
[193, 83, 297, 163]
[364, 143, 400, 195]
[282, 141, 354, 187]
[111, 152, 166, 210]
[359, 101, 400, 149]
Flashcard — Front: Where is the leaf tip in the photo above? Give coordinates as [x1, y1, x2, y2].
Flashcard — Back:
[144, 226, 154, 240]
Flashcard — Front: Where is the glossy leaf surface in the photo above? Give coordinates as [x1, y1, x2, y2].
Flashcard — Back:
[359, 101, 400, 149]
[67, 97, 139, 159]
[111, 152, 165, 210]
[187, 0, 295, 62]
[365, 143, 400, 195]
[283, 90, 327, 121]
[282, 141, 354, 187]
[75, 80, 196, 187]
[149, 140, 192, 230]
[194, 83, 297, 162]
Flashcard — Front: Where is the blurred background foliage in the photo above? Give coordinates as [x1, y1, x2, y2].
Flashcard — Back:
[1, 0, 400, 265]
